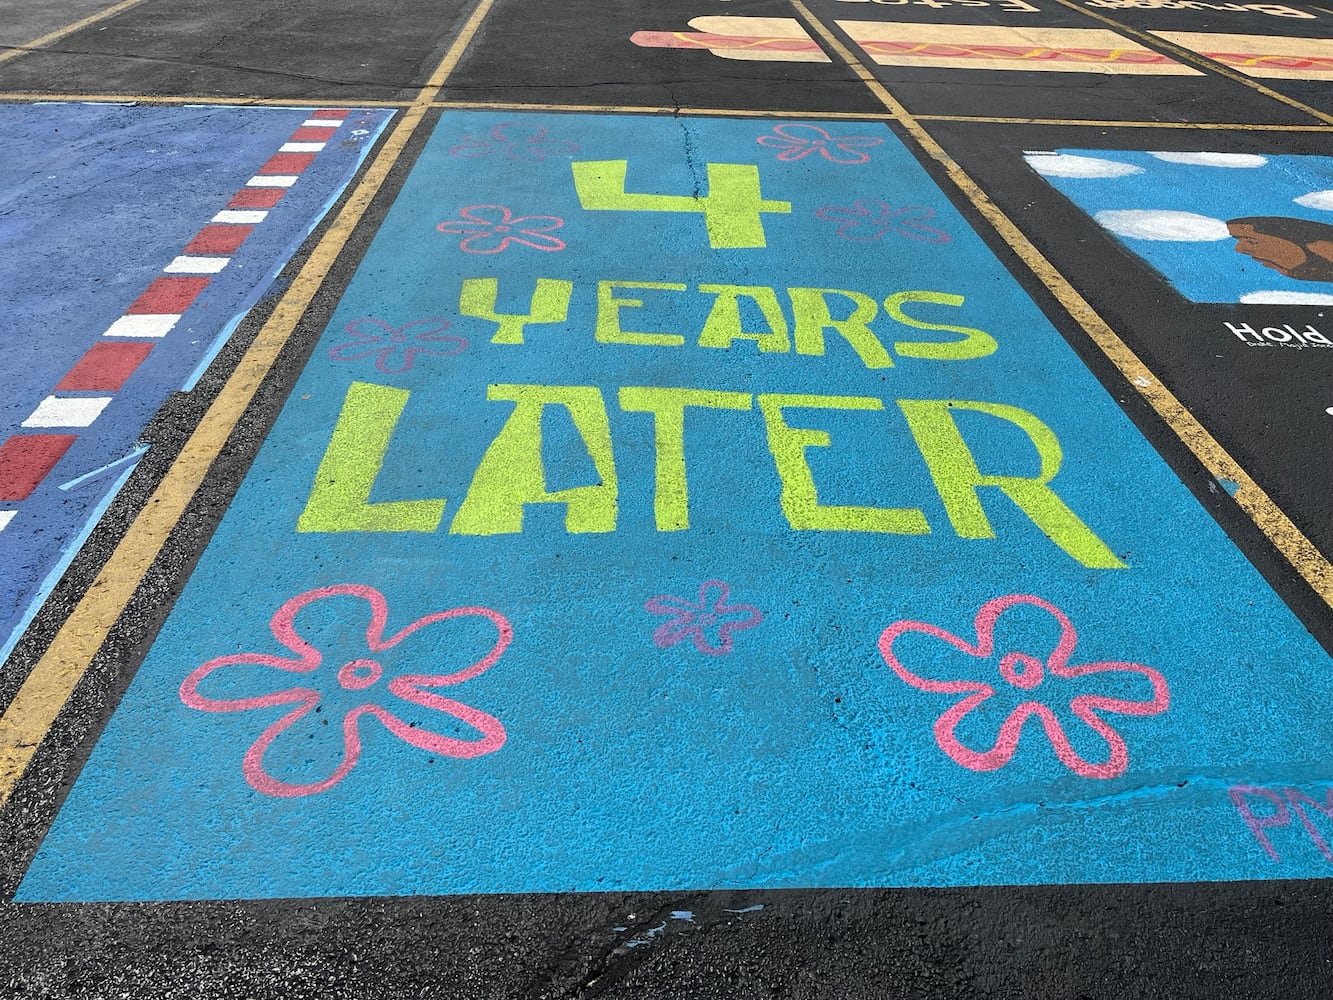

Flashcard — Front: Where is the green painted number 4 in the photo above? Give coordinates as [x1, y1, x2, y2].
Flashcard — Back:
[571, 160, 791, 248]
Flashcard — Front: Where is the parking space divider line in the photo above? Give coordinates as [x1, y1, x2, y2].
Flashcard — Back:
[786, 0, 1333, 609]
[0, 0, 501, 809]
[0, 0, 152, 66]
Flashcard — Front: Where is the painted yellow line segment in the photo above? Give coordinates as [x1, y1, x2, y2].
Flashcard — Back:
[0, 92, 413, 107]
[914, 114, 1333, 132]
[1048, 0, 1333, 126]
[0, 0, 151, 66]
[0, 0, 501, 808]
[434, 99, 894, 120]
[788, 0, 1333, 608]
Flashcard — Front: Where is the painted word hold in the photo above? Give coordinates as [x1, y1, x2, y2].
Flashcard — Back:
[459, 278, 997, 366]
[1225, 322, 1331, 349]
[1230, 784, 1333, 862]
[297, 381, 1125, 569]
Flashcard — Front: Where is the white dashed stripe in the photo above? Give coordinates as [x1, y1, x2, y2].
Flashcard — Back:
[23, 396, 113, 428]
[212, 209, 268, 224]
[164, 256, 229, 274]
[279, 141, 326, 153]
[246, 175, 298, 188]
[0, 511, 15, 532]
[103, 314, 180, 338]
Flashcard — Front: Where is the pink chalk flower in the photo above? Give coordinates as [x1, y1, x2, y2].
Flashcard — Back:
[437, 204, 566, 254]
[646, 580, 763, 656]
[815, 200, 950, 244]
[756, 124, 884, 164]
[180, 584, 511, 798]
[448, 122, 579, 161]
[328, 317, 467, 374]
[879, 594, 1169, 779]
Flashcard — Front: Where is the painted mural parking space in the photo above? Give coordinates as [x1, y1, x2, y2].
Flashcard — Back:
[0, 101, 394, 667]
[17, 110, 1333, 903]
[628, 0, 1331, 124]
[935, 123, 1333, 564]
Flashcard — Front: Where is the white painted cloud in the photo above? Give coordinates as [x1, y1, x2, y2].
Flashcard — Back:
[1149, 152, 1268, 168]
[1294, 190, 1333, 210]
[1239, 290, 1333, 305]
[1023, 152, 1144, 178]
[1095, 209, 1231, 241]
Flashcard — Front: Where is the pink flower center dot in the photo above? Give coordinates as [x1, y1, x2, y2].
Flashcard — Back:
[697, 613, 717, 626]
[494, 225, 511, 233]
[338, 658, 383, 691]
[999, 653, 1043, 690]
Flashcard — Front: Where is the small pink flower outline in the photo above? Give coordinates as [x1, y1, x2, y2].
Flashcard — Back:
[328, 317, 467, 374]
[180, 584, 512, 798]
[815, 200, 950, 244]
[756, 124, 884, 164]
[448, 122, 579, 161]
[645, 580, 763, 656]
[437, 204, 566, 254]
[879, 594, 1169, 779]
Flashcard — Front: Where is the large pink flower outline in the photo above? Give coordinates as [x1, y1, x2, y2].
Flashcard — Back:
[180, 584, 512, 798]
[645, 580, 763, 656]
[756, 124, 884, 164]
[879, 594, 1169, 779]
[815, 200, 950, 244]
[448, 122, 579, 161]
[436, 204, 566, 254]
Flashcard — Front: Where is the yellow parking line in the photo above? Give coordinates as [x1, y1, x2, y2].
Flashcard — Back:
[0, 0, 152, 66]
[0, 0, 501, 808]
[787, 0, 1333, 608]
[915, 114, 1333, 132]
[0, 92, 413, 107]
[434, 99, 893, 119]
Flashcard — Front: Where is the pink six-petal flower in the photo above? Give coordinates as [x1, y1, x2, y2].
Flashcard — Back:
[756, 124, 885, 164]
[879, 594, 1169, 779]
[814, 200, 950, 244]
[436, 204, 566, 254]
[180, 584, 511, 798]
[327, 317, 467, 374]
[447, 122, 579, 161]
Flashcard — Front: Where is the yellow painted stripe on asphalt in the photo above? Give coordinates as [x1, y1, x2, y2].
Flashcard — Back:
[0, 0, 152, 66]
[1047, 0, 1333, 126]
[788, 0, 1333, 607]
[0, 0, 501, 807]
[0, 92, 413, 107]
[914, 114, 1333, 132]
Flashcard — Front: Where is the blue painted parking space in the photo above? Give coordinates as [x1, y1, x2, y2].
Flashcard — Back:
[15, 110, 1333, 902]
[0, 102, 394, 664]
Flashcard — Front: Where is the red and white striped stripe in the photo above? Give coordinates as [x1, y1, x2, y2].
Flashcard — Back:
[0, 109, 352, 527]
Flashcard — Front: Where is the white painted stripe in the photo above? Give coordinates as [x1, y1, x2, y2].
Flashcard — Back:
[246, 175, 298, 188]
[164, 256, 229, 274]
[212, 209, 268, 224]
[301, 118, 341, 128]
[23, 396, 113, 429]
[103, 314, 180, 338]
[280, 141, 326, 153]
[0, 511, 15, 532]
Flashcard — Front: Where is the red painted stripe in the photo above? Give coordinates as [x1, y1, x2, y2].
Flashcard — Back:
[185, 224, 253, 255]
[127, 276, 211, 315]
[258, 152, 317, 175]
[290, 126, 334, 142]
[56, 342, 155, 392]
[310, 109, 350, 119]
[0, 434, 77, 501]
[228, 187, 286, 209]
